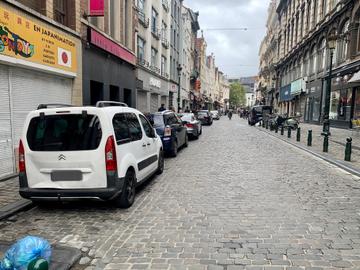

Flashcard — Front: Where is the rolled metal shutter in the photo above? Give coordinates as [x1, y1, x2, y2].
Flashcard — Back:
[11, 67, 72, 147]
[0, 65, 15, 178]
[137, 91, 147, 113]
[150, 94, 158, 113]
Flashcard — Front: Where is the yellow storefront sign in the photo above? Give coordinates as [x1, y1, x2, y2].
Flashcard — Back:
[0, 6, 77, 74]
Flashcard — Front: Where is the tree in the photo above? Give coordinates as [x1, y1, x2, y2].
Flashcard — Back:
[229, 82, 246, 108]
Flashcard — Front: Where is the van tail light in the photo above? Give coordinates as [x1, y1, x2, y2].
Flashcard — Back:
[105, 136, 117, 172]
[164, 126, 172, 137]
[186, 123, 194, 128]
[19, 140, 26, 173]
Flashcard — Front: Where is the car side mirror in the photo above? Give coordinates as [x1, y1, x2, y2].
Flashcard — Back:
[152, 128, 157, 138]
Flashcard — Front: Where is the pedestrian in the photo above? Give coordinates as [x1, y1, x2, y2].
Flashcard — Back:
[169, 106, 175, 112]
[158, 104, 166, 112]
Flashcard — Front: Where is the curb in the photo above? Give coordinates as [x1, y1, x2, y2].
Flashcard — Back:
[258, 128, 360, 178]
[0, 199, 33, 220]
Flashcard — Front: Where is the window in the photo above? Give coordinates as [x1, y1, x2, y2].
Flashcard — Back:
[161, 21, 167, 39]
[54, 0, 66, 25]
[27, 114, 102, 151]
[139, 115, 155, 138]
[137, 0, 144, 11]
[151, 47, 158, 67]
[151, 8, 158, 34]
[113, 113, 142, 144]
[110, 0, 115, 37]
[338, 20, 349, 63]
[161, 56, 167, 76]
[318, 39, 326, 72]
[312, 0, 317, 27]
[303, 51, 309, 76]
[137, 36, 145, 61]
[306, 2, 311, 33]
[310, 45, 317, 74]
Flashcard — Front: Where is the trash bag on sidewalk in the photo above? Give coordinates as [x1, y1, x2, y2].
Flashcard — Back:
[0, 236, 51, 270]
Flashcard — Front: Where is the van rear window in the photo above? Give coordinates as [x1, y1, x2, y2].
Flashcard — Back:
[26, 114, 102, 151]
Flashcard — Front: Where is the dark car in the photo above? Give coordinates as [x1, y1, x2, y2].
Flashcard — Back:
[197, 110, 213, 125]
[179, 113, 202, 139]
[248, 105, 273, 126]
[153, 111, 188, 157]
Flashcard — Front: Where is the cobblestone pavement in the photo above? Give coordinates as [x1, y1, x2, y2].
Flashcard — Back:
[0, 177, 22, 208]
[1, 117, 360, 270]
[259, 122, 360, 169]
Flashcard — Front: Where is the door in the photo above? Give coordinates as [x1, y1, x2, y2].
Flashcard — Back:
[139, 114, 158, 174]
[137, 90, 148, 113]
[113, 113, 148, 181]
[150, 93, 159, 113]
[0, 65, 15, 178]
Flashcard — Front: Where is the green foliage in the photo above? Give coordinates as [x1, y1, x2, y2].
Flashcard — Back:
[229, 82, 246, 107]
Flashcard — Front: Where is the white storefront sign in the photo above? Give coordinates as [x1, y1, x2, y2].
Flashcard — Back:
[150, 77, 161, 88]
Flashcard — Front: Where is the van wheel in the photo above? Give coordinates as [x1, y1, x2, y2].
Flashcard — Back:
[115, 170, 136, 208]
[157, 150, 164, 175]
[170, 141, 178, 157]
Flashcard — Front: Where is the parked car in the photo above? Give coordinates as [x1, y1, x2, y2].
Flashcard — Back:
[248, 105, 273, 126]
[19, 101, 164, 208]
[179, 113, 202, 139]
[153, 110, 188, 157]
[197, 110, 213, 125]
[210, 110, 220, 120]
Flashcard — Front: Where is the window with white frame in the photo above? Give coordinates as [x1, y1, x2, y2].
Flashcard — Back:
[318, 39, 326, 72]
[161, 56, 167, 76]
[137, 36, 145, 61]
[151, 8, 158, 34]
[338, 20, 349, 63]
[151, 47, 158, 67]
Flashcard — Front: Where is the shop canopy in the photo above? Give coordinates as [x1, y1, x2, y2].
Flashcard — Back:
[349, 71, 360, 83]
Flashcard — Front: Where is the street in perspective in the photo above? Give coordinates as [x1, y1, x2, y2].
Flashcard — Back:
[1, 0, 360, 270]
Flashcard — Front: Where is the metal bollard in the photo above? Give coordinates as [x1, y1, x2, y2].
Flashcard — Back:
[266, 120, 269, 129]
[307, 130, 312, 146]
[281, 125, 284, 135]
[345, 137, 352, 162]
[262, 120, 265, 128]
[296, 127, 301, 142]
[275, 125, 278, 133]
[323, 133, 329, 153]
[287, 127, 291, 138]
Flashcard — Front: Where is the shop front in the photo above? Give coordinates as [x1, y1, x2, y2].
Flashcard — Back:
[136, 68, 170, 113]
[279, 84, 292, 115]
[0, 3, 80, 178]
[82, 27, 136, 107]
[304, 80, 322, 124]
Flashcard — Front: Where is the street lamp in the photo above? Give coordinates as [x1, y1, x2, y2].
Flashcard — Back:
[177, 64, 183, 113]
[322, 31, 337, 135]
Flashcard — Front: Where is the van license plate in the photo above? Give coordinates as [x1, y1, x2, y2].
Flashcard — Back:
[51, 171, 83, 181]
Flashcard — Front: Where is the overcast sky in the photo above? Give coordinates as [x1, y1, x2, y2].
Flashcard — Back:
[185, 0, 270, 79]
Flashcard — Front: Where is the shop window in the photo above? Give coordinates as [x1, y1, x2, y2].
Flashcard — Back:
[354, 88, 360, 120]
[110, 85, 120, 101]
[329, 89, 352, 121]
[90, 81, 104, 106]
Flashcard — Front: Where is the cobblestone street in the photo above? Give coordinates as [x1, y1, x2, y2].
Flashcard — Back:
[1, 117, 360, 270]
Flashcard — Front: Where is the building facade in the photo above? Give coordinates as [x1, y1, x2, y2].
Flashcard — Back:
[261, 0, 360, 129]
[0, 0, 82, 178]
[81, 0, 137, 108]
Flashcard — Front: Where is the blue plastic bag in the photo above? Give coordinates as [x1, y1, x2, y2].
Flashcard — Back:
[0, 236, 51, 270]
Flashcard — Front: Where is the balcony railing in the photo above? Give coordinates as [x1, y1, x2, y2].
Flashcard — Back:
[161, 38, 169, 48]
[150, 65, 161, 74]
[161, 71, 170, 79]
[162, 0, 169, 12]
[151, 28, 161, 40]
[137, 10, 149, 28]
[137, 57, 150, 68]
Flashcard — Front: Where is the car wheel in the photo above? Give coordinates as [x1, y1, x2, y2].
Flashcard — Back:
[156, 150, 164, 175]
[170, 140, 178, 157]
[115, 169, 136, 208]
[184, 134, 189, 147]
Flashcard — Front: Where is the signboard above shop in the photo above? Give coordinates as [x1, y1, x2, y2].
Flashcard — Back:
[89, 28, 136, 66]
[0, 6, 77, 75]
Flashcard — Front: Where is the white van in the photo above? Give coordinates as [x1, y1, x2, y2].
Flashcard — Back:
[18, 102, 164, 208]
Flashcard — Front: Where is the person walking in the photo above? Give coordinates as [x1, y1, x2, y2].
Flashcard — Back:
[228, 110, 233, 120]
[158, 104, 166, 112]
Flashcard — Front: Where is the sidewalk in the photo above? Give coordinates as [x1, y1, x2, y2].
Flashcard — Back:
[0, 177, 32, 220]
[257, 121, 360, 171]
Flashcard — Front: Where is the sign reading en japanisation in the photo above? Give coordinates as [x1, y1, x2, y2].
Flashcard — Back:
[0, 6, 77, 74]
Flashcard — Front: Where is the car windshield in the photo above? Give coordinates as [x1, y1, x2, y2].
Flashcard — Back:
[181, 114, 193, 122]
[198, 112, 207, 115]
[211, 111, 218, 114]
[26, 114, 102, 151]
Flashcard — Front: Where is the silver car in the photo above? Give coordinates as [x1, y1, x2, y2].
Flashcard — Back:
[180, 113, 202, 139]
[211, 110, 220, 120]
